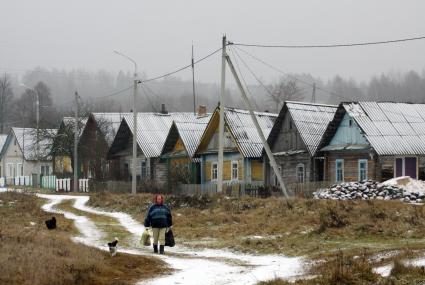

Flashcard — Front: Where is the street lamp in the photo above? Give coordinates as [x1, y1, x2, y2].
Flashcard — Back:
[114, 50, 139, 195]
[20, 84, 40, 185]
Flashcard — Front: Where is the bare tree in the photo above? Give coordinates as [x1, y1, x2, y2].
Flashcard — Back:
[268, 77, 304, 113]
[0, 74, 14, 133]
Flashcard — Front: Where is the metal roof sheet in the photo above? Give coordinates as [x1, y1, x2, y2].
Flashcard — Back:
[124, 112, 202, 158]
[92, 113, 130, 146]
[12, 127, 57, 160]
[286, 102, 338, 156]
[62, 117, 88, 138]
[343, 102, 425, 155]
[224, 108, 277, 158]
[174, 115, 211, 158]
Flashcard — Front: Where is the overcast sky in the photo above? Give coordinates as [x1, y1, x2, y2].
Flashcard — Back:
[1, 0, 425, 84]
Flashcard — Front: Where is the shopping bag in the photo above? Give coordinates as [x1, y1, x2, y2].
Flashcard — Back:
[165, 229, 175, 247]
[141, 228, 151, 246]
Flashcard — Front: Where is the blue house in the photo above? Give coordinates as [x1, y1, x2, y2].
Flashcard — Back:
[319, 102, 425, 182]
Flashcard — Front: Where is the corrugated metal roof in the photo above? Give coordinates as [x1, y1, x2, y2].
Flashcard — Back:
[344, 102, 425, 155]
[174, 115, 211, 158]
[286, 102, 338, 156]
[92, 113, 129, 146]
[224, 108, 277, 158]
[12, 127, 57, 160]
[124, 112, 201, 158]
[62, 117, 88, 138]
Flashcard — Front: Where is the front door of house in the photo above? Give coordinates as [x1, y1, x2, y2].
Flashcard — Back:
[395, 157, 417, 179]
[405, 157, 417, 179]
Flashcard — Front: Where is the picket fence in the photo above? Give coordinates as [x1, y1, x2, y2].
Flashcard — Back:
[14, 176, 33, 186]
[41, 176, 56, 189]
[56, 178, 71, 192]
[79, 179, 89, 192]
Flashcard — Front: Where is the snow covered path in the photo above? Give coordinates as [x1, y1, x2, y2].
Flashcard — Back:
[36, 194, 305, 285]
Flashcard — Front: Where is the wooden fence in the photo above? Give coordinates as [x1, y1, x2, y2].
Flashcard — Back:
[286, 181, 331, 198]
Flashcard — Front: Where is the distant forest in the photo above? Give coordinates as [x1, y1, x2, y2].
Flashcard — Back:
[0, 67, 424, 132]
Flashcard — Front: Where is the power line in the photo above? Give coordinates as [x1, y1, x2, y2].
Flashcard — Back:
[233, 45, 352, 100]
[228, 46, 261, 111]
[90, 85, 133, 100]
[230, 46, 275, 98]
[140, 47, 222, 83]
[139, 84, 159, 112]
[230, 35, 425, 48]
[229, 49, 425, 121]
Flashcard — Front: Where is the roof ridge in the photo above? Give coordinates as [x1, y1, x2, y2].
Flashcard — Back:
[286, 101, 338, 108]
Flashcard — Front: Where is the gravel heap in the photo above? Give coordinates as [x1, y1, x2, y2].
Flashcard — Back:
[313, 180, 425, 203]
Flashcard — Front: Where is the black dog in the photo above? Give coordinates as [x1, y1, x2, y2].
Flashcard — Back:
[108, 237, 119, 256]
[45, 217, 56, 230]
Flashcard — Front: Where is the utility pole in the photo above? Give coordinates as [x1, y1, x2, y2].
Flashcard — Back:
[73, 91, 79, 192]
[217, 35, 227, 193]
[311, 83, 316, 103]
[20, 84, 40, 184]
[114, 50, 138, 195]
[225, 54, 289, 198]
[132, 73, 138, 195]
[36, 88, 40, 185]
[192, 43, 196, 115]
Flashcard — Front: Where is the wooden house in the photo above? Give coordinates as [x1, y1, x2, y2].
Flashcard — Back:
[319, 102, 425, 182]
[52, 117, 88, 177]
[160, 110, 211, 187]
[79, 113, 128, 179]
[265, 101, 337, 188]
[194, 106, 277, 188]
[108, 111, 198, 185]
[1, 127, 57, 184]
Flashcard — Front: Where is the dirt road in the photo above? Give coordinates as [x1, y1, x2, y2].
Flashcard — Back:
[37, 194, 305, 285]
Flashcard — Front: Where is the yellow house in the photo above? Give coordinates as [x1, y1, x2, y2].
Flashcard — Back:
[161, 114, 211, 186]
[194, 106, 277, 187]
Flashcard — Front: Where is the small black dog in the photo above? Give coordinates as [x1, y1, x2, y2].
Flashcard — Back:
[108, 237, 119, 257]
[45, 217, 56, 230]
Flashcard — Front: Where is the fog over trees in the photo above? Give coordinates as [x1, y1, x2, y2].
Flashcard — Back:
[1, 67, 424, 133]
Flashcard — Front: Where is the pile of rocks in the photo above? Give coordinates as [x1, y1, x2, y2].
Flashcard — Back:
[313, 180, 425, 203]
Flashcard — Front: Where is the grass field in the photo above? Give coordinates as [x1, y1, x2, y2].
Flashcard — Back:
[88, 192, 425, 256]
[0, 191, 169, 285]
[87, 192, 425, 284]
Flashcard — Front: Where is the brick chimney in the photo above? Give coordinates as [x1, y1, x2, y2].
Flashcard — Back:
[161, 104, 168, 114]
[197, 105, 207, 117]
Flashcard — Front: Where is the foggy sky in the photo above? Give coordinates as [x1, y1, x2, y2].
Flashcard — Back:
[1, 0, 425, 85]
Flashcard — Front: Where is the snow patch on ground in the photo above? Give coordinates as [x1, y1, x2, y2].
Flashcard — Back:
[373, 264, 392, 277]
[36, 194, 305, 285]
[372, 253, 425, 277]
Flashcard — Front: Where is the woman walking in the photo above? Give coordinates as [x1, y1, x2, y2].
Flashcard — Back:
[144, 194, 172, 254]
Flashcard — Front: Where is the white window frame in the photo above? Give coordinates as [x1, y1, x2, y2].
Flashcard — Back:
[335, 159, 344, 182]
[17, 163, 23, 177]
[358, 159, 368, 181]
[6, 163, 14, 178]
[141, 160, 147, 179]
[296, 163, 305, 183]
[231, 160, 238, 181]
[211, 162, 218, 181]
[394, 156, 418, 178]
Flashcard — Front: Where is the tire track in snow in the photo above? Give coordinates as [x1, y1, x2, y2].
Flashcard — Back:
[37, 194, 305, 285]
